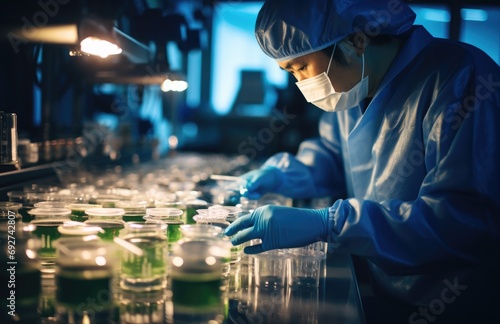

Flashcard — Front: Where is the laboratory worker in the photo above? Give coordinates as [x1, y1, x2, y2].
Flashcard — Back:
[224, 0, 500, 322]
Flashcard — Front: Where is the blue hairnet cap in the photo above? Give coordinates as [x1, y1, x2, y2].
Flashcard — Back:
[255, 0, 416, 62]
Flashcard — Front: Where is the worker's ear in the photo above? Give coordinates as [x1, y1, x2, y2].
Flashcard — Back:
[349, 32, 368, 55]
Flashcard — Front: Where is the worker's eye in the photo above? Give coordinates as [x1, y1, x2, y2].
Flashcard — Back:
[297, 65, 306, 71]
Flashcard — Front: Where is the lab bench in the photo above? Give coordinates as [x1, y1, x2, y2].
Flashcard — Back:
[0, 155, 365, 324]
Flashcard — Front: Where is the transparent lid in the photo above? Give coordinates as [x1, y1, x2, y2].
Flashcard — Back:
[209, 205, 242, 216]
[65, 203, 102, 211]
[33, 201, 69, 208]
[146, 207, 184, 218]
[85, 208, 125, 217]
[115, 200, 148, 209]
[0, 201, 22, 211]
[180, 224, 223, 238]
[193, 208, 229, 223]
[27, 207, 71, 217]
[57, 221, 104, 236]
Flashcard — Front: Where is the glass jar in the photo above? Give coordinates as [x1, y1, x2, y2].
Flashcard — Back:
[54, 237, 118, 323]
[183, 199, 208, 224]
[118, 222, 168, 292]
[120, 290, 166, 324]
[144, 208, 184, 249]
[84, 219, 126, 243]
[179, 224, 232, 276]
[27, 207, 71, 273]
[57, 222, 103, 239]
[169, 238, 228, 323]
[115, 201, 148, 223]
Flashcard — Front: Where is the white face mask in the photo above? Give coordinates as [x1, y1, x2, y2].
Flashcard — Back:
[296, 43, 369, 112]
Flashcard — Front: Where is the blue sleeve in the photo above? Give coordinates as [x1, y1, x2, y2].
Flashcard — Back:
[328, 60, 500, 274]
[262, 114, 347, 199]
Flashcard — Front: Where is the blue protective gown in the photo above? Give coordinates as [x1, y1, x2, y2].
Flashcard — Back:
[262, 26, 500, 307]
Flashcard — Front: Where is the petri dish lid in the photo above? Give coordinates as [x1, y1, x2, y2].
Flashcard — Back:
[27, 207, 71, 217]
[58, 222, 104, 236]
[180, 224, 222, 238]
[146, 208, 184, 217]
[65, 203, 102, 211]
[85, 208, 125, 217]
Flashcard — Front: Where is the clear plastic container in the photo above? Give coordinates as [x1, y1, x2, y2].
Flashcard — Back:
[116, 200, 148, 223]
[54, 237, 118, 323]
[85, 207, 125, 220]
[144, 207, 184, 248]
[118, 222, 168, 292]
[84, 219, 126, 242]
[169, 238, 229, 322]
[57, 221, 103, 238]
[27, 208, 72, 272]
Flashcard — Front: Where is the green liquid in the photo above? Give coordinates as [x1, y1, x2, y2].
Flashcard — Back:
[166, 221, 183, 244]
[31, 220, 65, 259]
[122, 214, 146, 223]
[70, 209, 89, 222]
[185, 208, 197, 224]
[171, 273, 222, 308]
[19, 206, 33, 223]
[87, 221, 125, 242]
[121, 235, 167, 280]
[56, 266, 113, 308]
[70, 215, 88, 222]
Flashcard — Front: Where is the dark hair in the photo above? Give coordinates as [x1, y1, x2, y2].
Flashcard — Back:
[321, 34, 393, 67]
[321, 43, 349, 67]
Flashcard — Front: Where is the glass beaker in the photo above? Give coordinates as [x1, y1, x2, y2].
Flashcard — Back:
[183, 199, 208, 224]
[116, 200, 148, 223]
[57, 221, 103, 239]
[120, 290, 166, 324]
[169, 239, 227, 323]
[84, 219, 126, 243]
[253, 249, 288, 289]
[27, 207, 71, 273]
[118, 222, 168, 292]
[144, 207, 184, 249]
[0, 112, 20, 171]
[197, 208, 243, 264]
[54, 237, 118, 323]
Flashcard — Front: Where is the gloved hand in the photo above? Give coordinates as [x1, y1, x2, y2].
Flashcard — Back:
[224, 205, 329, 254]
[239, 166, 285, 199]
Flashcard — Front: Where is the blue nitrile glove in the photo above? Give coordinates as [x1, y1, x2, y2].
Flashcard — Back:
[224, 205, 329, 254]
[239, 166, 285, 199]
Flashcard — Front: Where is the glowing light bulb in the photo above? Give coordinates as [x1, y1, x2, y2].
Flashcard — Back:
[80, 37, 122, 58]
